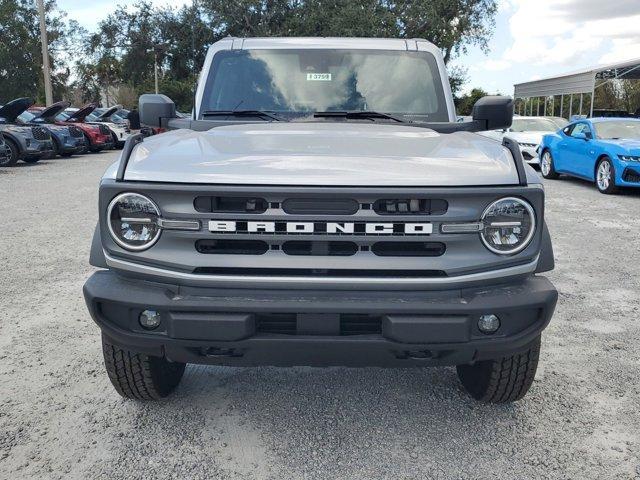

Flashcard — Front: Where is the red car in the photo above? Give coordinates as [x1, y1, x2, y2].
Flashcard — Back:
[29, 102, 113, 153]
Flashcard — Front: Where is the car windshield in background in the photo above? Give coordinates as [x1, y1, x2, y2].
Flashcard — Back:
[201, 49, 449, 121]
[511, 118, 557, 132]
[17, 112, 37, 122]
[594, 120, 640, 139]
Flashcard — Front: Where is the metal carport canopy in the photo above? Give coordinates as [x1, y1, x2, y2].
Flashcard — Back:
[514, 58, 640, 98]
[514, 70, 595, 97]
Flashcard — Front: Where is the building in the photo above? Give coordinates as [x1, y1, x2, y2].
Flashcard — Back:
[513, 58, 640, 119]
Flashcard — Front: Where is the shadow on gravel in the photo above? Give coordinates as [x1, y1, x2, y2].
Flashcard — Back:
[551, 175, 640, 197]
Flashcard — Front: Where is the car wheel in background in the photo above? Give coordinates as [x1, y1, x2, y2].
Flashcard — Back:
[82, 133, 93, 154]
[51, 138, 60, 158]
[1, 140, 19, 167]
[596, 157, 619, 194]
[101, 334, 186, 400]
[540, 150, 559, 179]
[456, 336, 541, 403]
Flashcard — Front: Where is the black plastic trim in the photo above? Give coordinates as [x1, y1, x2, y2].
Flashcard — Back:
[115, 133, 144, 181]
[502, 137, 528, 186]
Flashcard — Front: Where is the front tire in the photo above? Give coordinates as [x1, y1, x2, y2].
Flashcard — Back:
[596, 157, 619, 194]
[456, 336, 541, 403]
[540, 150, 559, 179]
[2, 140, 19, 166]
[102, 334, 186, 400]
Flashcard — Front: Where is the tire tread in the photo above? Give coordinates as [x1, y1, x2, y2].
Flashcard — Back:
[102, 335, 185, 400]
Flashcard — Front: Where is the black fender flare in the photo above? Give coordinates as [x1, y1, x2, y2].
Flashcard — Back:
[535, 221, 555, 273]
[89, 223, 108, 268]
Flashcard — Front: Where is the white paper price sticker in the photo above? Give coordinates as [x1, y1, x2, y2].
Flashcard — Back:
[306, 73, 332, 81]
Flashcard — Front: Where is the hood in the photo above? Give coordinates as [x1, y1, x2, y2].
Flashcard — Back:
[123, 123, 521, 186]
[606, 138, 640, 151]
[35, 101, 70, 122]
[67, 103, 96, 122]
[98, 105, 121, 120]
[0, 98, 34, 122]
[504, 131, 548, 144]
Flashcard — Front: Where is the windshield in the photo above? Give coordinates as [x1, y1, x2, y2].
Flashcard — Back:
[201, 49, 449, 121]
[511, 118, 557, 132]
[594, 120, 640, 139]
[18, 111, 37, 123]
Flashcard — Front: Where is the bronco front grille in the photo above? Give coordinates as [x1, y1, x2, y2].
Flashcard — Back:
[31, 126, 50, 141]
[100, 183, 545, 283]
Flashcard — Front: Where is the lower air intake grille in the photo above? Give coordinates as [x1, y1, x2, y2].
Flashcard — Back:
[340, 315, 382, 335]
[255, 314, 382, 336]
[256, 314, 297, 335]
[622, 168, 640, 183]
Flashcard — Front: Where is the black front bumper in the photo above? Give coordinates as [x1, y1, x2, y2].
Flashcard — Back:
[84, 271, 557, 367]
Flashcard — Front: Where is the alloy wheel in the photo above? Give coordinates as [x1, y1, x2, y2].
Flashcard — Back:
[597, 161, 611, 191]
[541, 152, 551, 176]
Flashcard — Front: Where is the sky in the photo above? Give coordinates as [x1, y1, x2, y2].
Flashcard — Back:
[57, 0, 640, 96]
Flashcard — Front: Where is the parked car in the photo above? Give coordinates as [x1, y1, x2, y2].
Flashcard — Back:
[0, 98, 54, 165]
[545, 116, 569, 129]
[539, 117, 640, 194]
[84, 37, 557, 404]
[15, 102, 85, 158]
[479, 116, 559, 167]
[30, 102, 113, 153]
[62, 105, 131, 149]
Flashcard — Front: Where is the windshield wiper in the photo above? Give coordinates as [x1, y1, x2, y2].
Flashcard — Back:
[313, 110, 408, 123]
[202, 110, 288, 122]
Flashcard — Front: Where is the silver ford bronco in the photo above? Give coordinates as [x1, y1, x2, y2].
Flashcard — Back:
[83, 38, 557, 403]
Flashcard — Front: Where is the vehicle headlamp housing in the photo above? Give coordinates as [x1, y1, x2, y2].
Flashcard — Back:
[107, 193, 161, 251]
[480, 197, 536, 255]
[618, 154, 640, 162]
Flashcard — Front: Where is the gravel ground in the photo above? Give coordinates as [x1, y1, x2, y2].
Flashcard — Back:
[1, 152, 639, 480]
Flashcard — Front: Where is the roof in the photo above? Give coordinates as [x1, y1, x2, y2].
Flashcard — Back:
[227, 37, 436, 51]
[514, 57, 640, 98]
[589, 117, 640, 123]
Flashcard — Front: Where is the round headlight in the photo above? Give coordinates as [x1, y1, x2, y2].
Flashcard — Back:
[480, 197, 535, 255]
[107, 193, 161, 251]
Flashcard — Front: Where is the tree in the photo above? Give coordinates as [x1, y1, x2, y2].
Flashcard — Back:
[455, 87, 488, 115]
[0, 0, 76, 104]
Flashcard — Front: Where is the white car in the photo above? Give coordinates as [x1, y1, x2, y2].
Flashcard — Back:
[479, 116, 559, 166]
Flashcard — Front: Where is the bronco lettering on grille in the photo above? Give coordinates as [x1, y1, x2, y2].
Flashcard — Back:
[208, 221, 433, 235]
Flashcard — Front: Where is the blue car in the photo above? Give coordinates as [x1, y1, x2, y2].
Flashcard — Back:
[539, 118, 640, 194]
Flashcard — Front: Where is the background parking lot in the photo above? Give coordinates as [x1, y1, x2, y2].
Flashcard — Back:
[1, 153, 639, 479]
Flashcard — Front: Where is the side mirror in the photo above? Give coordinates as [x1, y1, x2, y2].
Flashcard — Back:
[472, 96, 513, 131]
[139, 94, 176, 128]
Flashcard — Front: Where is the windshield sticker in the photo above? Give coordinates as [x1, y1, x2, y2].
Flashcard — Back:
[306, 73, 332, 81]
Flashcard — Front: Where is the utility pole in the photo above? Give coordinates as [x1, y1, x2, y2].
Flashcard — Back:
[154, 50, 159, 94]
[36, 0, 53, 105]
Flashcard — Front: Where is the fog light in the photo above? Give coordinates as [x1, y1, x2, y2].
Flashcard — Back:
[478, 314, 500, 334]
[139, 310, 161, 330]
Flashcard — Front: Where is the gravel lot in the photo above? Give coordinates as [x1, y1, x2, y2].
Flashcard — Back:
[1, 151, 639, 480]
